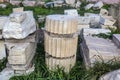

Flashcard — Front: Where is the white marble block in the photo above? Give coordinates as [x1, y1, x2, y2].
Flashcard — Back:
[100, 16, 116, 26]
[93, 1, 103, 9]
[64, 9, 78, 16]
[22, 0, 36, 7]
[100, 8, 108, 16]
[84, 4, 94, 10]
[83, 28, 111, 36]
[0, 16, 8, 30]
[0, 40, 6, 60]
[10, 0, 22, 5]
[65, 0, 75, 5]
[6, 42, 36, 65]
[13, 7, 24, 13]
[3, 11, 36, 39]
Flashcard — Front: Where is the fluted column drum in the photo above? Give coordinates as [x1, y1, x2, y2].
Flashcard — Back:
[44, 15, 78, 72]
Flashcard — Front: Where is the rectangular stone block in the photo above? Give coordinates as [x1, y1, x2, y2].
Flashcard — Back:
[78, 16, 90, 25]
[113, 34, 120, 48]
[64, 9, 78, 16]
[83, 28, 111, 36]
[22, 0, 36, 7]
[3, 11, 36, 39]
[13, 7, 24, 13]
[100, 16, 116, 26]
[0, 40, 6, 60]
[6, 42, 36, 65]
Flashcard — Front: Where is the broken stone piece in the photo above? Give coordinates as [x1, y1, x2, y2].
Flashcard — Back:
[0, 68, 14, 80]
[65, 0, 75, 5]
[64, 9, 78, 16]
[10, 0, 22, 6]
[93, 1, 104, 9]
[22, 0, 36, 7]
[9, 12, 26, 23]
[100, 8, 108, 16]
[100, 16, 116, 26]
[84, 3, 94, 10]
[83, 28, 111, 36]
[13, 7, 24, 13]
[78, 16, 90, 25]
[3, 11, 36, 39]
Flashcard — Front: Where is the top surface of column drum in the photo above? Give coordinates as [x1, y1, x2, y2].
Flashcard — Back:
[45, 15, 78, 34]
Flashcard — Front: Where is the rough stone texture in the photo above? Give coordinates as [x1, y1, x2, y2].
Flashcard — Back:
[0, 16, 8, 30]
[5, 32, 36, 43]
[100, 16, 116, 26]
[0, 40, 6, 60]
[83, 28, 111, 36]
[6, 42, 36, 65]
[80, 36, 120, 68]
[100, 8, 108, 16]
[78, 16, 90, 25]
[3, 11, 36, 39]
[14, 64, 35, 76]
[75, 0, 81, 9]
[101, 25, 117, 29]
[0, 68, 14, 80]
[10, 0, 22, 6]
[84, 4, 94, 10]
[22, 0, 36, 7]
[64, 9, 78, 16]
[93, 1, 103, 9]
[113, 34, 120, 48]
[99, 69, 120, 80]
[77, 25, 89, 34]
[13, 7, 24, 13]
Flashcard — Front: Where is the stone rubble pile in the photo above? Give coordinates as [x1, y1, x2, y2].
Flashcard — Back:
[0, 10, 37, 80]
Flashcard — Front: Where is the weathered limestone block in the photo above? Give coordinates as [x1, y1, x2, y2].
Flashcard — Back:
[113, 34, 120, 48]
[65, 0, 75, 5]
[5, 33, 36, 43]
[93, 1, 103, 9]
[10, 0, 22, 6]
[13, 7, 24, 13]
[0, 68, 14, 80]
[100, 8, 108, 16]
[9, 12, 26, 23]
[6, 42, 36, 65]
[64, 9, 78, 16]
[78, 16, 90, 25]
[99, 69, 120, 80]
[75, 0, 81, 8]
[45, 15, 78, 34]
[14, 64, 35, 76]
[80, 36, 120, 68]
[83, 28, 111, 36]
[3, 11, 36, 39]
[45, 32, 78, 58]
[85, 4, 94, 10]
[46, 53, 76, 73]
[0, 16, 7, 30]
[77, 25, 89, 34]
[100, 16, 116, 26]
[0, 40, 6, 60]
[22, 0, 36, 7]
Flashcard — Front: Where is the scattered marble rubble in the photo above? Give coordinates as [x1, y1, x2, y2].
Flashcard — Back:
[22, 0, 36, 7]
[10, 0, 22, 6]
